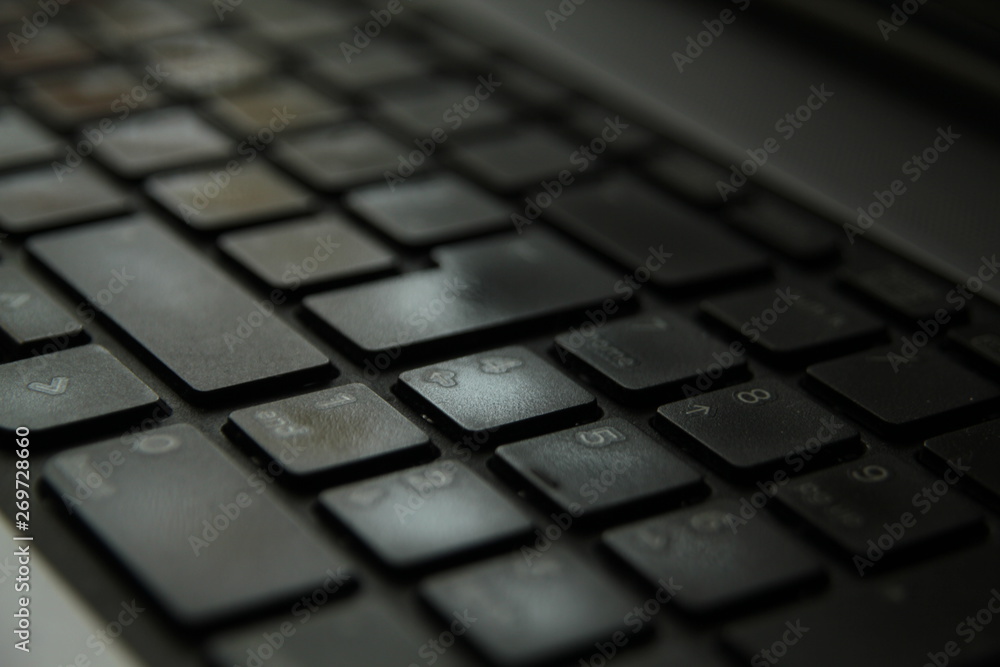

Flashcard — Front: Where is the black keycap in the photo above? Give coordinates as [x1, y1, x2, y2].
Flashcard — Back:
[614, 642, 735, 667]
[838, 261, 958, 322]
[657, 378, 861, 477]
[272, 122, 411, 191]
[451, 124, 579, 192]
[303, 39, 434, 91]
[345, 172, 510, 246]
[242, 0, 362, 42]
[554, 312, 748, 401]
[420, 550, 638, 667]
[141, 34, 271, 96]
[0, 166, 132, 234]
[949, 324, 1000, 374]
[303, 229, 622, 355]
[397, 345, 596, 439]
[218, 213, 396, 290]
[604, 501, 824, 616]
[805, 347, 1000, 436]
[0, 26, 95, 76]
[701, 285, 885, 362]
[776, 455, 983, 574]
[545, 172, 770, 292]
[493, 61, 571, 107]
[647, 147, 735, 207]
[205, 77, 352, 135]
[321, 460, 532, 569]
[568, 106, 656, 154]
[0, 107, 63, 169]
[146, 161, 317, 231]
[369, 74, 514, 136]
[724, 195, 840, 262]
[28, 217, 331, 399]
[924, 420, 1000, 505]
[723, 547, 1000, 667]
[494, 418, 703, 519]
[228, 384, 432, 480]
[210, 599, 471, 667]
[92, 107, 232, 178]
[0, 345, 159, 435]
[83, 0, 203, 45]
[44, 424, 353, 625]
[0, 266, 84, 354]
[20, 64, 165, 129]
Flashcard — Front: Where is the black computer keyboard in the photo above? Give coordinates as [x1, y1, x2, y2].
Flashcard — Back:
[2, 1, 1000, 666]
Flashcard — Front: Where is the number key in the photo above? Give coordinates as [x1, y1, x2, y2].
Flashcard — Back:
[656, 378, 861, 477]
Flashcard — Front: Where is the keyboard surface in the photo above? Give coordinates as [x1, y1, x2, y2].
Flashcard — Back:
[1, 1, 999, 666]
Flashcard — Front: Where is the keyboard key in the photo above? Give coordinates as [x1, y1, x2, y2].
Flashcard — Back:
[28, 217, 331, 399]
[604, 501, 824, 616]
[218, 213, 396, 290]
[724, 195, 840, 262]
[554, 312, 748, 401]
[272, 122, 411, 191]
[924, 420, 1000, 505]
[0, 345, 159, 434]
[0, 107, 63, 169]
[228, 384, 432, 480]
[321, 460, 532, 569]
[204, 77, 351, 135]
[345, 172, 510, 246]
[20, 64, 165, 129]
[647, 147, 735, 207]
[493, 61, 571, 107]
[452, 124, 578, 192]
[838, 261, 958, 322]
[303, 229, 622, 354]
[141, 33, 271, 96]
[0, 165, 132, 234]
[568, 106, 656, 154]
[723, 547, 1000, 667]
[495, 418, 703, 519]
[701, 284, 885, 362]
[0, 265, 84, 354]
[420, 551, 638, 666]
[83, 0, 203, 44]
[950, 324, 1000, 374]
[44, 424, 353, 625]
[210, 599, 470, 667]
[776, 455, 983, 573]
[546, 172, 770, 292]
[303, 38, 434, 91]
[146, 161, 316, 231]
[0, 26, 94, 75]
[805, 347, 1000, 436]
[92, 107, 232, 178]
[369, 74, 515, 137]
[657, 378, 861, 476]
[241, 0, 361, 42]
[397, 345, 597, 439]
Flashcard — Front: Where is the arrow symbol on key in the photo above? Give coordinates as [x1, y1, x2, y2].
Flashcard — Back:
[685, 404, 711, 416]
[28, 376, 69, 396]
